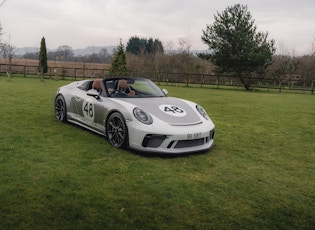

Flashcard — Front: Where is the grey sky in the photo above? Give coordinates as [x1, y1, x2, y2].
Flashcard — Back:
[1, 0, 314, 55]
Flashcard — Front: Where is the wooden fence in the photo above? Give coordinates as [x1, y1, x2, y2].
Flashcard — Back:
[0, 63, 314, 94]
[0, 63, 109, 79]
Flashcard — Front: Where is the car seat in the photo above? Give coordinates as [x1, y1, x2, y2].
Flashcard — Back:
[92, 79, 102, 93]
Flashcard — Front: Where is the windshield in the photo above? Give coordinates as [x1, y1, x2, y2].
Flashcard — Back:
[104, 78, 166, 98]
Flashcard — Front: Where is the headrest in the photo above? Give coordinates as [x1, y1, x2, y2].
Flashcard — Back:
[92, 79, 102, 90]
[117, 79, 129, 89]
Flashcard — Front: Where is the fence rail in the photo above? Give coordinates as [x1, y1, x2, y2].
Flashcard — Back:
[0, 63, 314, 94]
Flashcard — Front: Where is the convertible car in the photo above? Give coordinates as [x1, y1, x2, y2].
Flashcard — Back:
[54, 77, 215, 154]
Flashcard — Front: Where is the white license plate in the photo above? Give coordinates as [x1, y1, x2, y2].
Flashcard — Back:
[187, 133, 201, 139]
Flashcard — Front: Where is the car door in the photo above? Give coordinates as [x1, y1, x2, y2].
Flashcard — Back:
[73, 90, 106, 134]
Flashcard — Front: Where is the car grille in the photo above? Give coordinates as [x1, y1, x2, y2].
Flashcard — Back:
[174, 138, 205, 148]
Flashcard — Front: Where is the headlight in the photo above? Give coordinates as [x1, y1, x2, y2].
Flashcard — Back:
[133, 107, 153, 125]
[196, 105, 209, 120]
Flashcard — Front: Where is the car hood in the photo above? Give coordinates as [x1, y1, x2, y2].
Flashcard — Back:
[114, 97, 203, 126]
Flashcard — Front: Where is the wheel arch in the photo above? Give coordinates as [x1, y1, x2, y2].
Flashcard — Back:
[104, 105, 133, 131]
[104, 109, 130, 135]
[55, 93, 70, 109]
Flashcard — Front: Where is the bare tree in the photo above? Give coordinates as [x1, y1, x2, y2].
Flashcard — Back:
[1, 37, 16, 81]
[311, 37, 315, 55]
[0, 23, 3, 45]
[164, 40, 175, 55]
[177, 37, 194, 80]
[56, 45, 74, 61]
[178, 37, 192, 55]
[0, 0, 7, 53]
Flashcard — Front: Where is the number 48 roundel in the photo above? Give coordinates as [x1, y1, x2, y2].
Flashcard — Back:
[159, 104, 187, 117]
[82, 101, 95, 121]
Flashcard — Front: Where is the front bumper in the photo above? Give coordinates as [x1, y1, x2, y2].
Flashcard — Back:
[127, 121, 215, 154]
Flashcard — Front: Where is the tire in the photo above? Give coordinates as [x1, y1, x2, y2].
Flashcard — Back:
[55, 95, 67, 122]
[106, 112, 128, 148]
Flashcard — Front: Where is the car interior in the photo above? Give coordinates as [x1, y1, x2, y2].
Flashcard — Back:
[78, 78, 165, 98]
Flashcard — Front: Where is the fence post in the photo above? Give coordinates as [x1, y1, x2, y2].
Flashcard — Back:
[216, 75, 220, 88]
[201, 74, 204, 87]
[311, 80, 314, 94]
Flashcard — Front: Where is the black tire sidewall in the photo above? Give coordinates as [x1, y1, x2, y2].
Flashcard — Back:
[106, 112, 128, 148]
[55, 95, 67, 122]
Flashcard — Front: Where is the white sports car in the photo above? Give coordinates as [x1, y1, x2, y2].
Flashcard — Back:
[54, 77, 215, 154]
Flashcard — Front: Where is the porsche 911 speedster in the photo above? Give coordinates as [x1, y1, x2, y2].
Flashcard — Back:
[54, 77, 215, 154]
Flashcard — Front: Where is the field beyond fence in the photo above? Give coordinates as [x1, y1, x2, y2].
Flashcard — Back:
[1, 59, 314, 94]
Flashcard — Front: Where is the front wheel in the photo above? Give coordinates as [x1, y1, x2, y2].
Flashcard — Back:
[55, 95, 67, 122]
[106, 112, 128, 148]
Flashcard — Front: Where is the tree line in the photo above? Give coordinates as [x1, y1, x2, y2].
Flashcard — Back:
[23, 45, 113, 64]
[1, 3, 315, 89]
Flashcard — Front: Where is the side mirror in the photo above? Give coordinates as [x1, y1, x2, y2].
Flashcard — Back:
[162, 89, 168, 96]
[87, 89, 100, 99]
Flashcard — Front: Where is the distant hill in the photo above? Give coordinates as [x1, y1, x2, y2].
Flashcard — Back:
[15, 46, 116, 56]
[72, 46, 116, 56]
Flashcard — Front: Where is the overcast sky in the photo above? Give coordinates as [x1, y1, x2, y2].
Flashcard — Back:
[1, 0, 314, 55]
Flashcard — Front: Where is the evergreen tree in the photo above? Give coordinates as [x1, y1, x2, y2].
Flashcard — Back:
[146, 38, 155, 54]
[38, 37, 48, 80]
[198, 4, 275, 90]
[109, 39, 128, 76]
[126, 36, 146, 55]
[126, 36, 164, 55]
[153, 39, 164, 54]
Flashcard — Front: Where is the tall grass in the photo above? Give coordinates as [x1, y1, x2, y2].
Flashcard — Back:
[0, 76, 314, 229]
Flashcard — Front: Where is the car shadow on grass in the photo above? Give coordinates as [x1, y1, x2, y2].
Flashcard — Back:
[128, 148, 210, 159]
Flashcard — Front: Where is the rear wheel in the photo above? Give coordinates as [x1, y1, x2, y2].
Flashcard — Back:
[106, 112, 128, 148]
[55, 95, 67, 122]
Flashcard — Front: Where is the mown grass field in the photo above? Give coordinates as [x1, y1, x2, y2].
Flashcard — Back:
[0, 76, 314, 229]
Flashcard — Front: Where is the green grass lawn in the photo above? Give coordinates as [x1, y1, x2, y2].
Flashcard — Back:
[0, 76, 314, 229]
